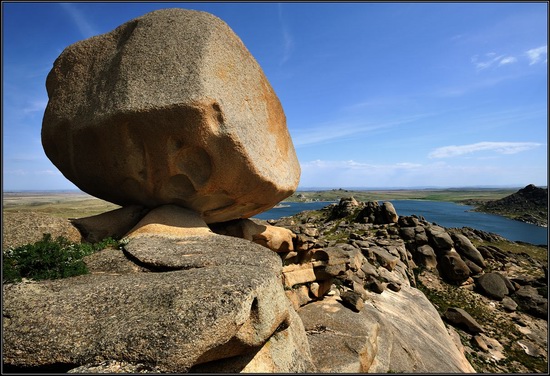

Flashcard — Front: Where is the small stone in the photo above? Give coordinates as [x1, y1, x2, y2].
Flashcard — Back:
[340, 291, 364, 312]
[444, 307, 484, 334]
[476, 272, 509, 301]
[387, 282, 401, 292]
[310, 280, 333, 299]
[472, 335, 489, 351]
[501, 296, 518, 312]
[366, 278, 386, 294]
[517, 340, 545, 357]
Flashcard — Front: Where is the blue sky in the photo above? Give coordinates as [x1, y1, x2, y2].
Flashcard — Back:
[2, 2, 548, 191]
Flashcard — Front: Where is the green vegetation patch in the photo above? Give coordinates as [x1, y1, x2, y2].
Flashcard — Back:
[415, 268, 547, 373]
[471, 239, 547, 263]
[3, 234, 118, 283]
[287, 188, 516, 204]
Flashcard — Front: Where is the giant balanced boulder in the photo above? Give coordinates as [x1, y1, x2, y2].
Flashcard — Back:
[41, 8, 300, 223]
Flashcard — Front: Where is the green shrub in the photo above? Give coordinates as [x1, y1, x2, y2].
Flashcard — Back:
[2, 234, 118, 284]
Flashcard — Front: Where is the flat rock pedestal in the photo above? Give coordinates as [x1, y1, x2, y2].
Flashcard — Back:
[2, 206, 315, 373]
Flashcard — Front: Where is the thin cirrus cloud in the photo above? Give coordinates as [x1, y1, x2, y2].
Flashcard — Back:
[59, 3, 98, 39]
[292, 112, 436, 148]
[277, 4, 294, 65]
[301, 160, 423, 170]
[471, 53, 515, 70]
[23, 98, 48, 114]
[472, 45, 547, 71]
[526, 45, 547, 65]
[429, 141, 541, 159]
[498, 56, 517, 66]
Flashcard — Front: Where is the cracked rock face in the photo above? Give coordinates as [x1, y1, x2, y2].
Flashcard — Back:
[41, 8, 300, 223]
[2, 234, 300, 372]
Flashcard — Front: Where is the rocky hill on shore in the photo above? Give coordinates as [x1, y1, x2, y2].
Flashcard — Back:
[267, 197, 547, 373]
[470, 184, 548, 227]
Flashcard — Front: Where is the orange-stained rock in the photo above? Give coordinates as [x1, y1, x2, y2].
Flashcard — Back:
[124, 205, 213, 239]
[42, 8, 300, 223]
[210, 218, 296, 252]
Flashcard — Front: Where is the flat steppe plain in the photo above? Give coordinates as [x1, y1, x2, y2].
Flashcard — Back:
[285, 188, 517, 204]
[3, 191, 120, 219]
[2, 188, 517, 219]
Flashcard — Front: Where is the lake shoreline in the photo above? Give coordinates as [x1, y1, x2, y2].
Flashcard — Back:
[257, 200, 547, 246]
[3, 191, 546, 245]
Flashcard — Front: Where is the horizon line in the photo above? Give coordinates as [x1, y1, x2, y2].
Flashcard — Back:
[3, 184, 546, 194]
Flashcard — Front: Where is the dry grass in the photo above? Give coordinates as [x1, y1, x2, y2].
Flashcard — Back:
[287, 188, 517, 203]
[3, 191, 120, 219]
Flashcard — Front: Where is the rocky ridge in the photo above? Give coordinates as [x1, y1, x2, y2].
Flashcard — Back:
[265, 197, 548, 373]
[4, 198, 547, 372]
[473, 184, 548, 228]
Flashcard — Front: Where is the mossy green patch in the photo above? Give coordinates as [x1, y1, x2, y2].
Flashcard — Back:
[3, 234, 119, 283]
[471, 239, 547, 263]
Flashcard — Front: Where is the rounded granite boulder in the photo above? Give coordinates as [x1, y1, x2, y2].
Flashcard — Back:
[42, 8, 300, 223]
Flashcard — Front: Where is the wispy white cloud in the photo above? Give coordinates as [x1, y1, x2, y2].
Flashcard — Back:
[4, 169, 62, 176]
[472, 46, 547, 71]
[59, 3, 98, 39]
[344, 95, 416, 111]
[437, 74, 521, 97]
[526, 45, 547, 65]
[301, 160, 423, 170]
[292, 122, 385, 147]
[299, 159, 426, 187]
[292, 112, 435, 148]
[298, 159, 546, 188]
[498, 56, 517, 65]
[23, 98, 48, 114]
[277, 4, 294, 65]
[429, 142, 541, 159]
[471, 53, 515, 71]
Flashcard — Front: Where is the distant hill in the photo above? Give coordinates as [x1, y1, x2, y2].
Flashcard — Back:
[475, 184, 548, 227]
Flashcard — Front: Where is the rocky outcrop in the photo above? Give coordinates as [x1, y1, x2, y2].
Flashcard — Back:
[299, 288, 475, 373]
[41, 8, 300, 223]
[269, 197, 547, 373]
[191, 307, 314, 373]
[474, 184, 548, 228]
[69, 205, 149, 243]
[14, 5, 541, 373]
[5, 195, 548, 373]
[2, 211, 82, 250]
[3, 229, 315, 372]
[124, 205, 215, 239]
[209, 218, 296, 252]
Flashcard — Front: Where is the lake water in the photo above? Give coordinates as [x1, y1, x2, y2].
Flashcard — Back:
[254, 200, 548, 246]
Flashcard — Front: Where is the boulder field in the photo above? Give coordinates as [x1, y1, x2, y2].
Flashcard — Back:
[4, 199, 547, 372]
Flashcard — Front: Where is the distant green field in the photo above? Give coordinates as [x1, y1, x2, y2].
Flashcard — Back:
[3, 192, 120, 219]
[285, 188, 517, 204]
[3, 188, 518, 219]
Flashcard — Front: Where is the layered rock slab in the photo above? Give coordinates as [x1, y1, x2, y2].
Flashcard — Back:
[298, 287, 476, 373]
[2, 233, 312, 372]
[41, 8, 300, 223]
